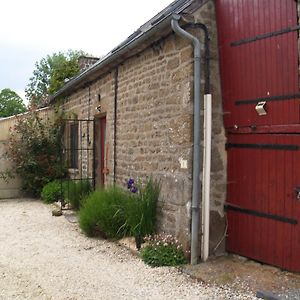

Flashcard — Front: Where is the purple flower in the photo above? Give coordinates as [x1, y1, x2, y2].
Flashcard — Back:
[131, 186, 137, 193]
[127, 178, 134, 189]
[127, 178, 138, 193]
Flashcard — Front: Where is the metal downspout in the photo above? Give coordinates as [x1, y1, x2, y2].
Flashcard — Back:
[188, 23, 210, 94]
[113, 67, 119, 183]
[171, 14, 201, 265]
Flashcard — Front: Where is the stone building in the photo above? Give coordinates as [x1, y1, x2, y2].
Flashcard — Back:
[0, 0, 297, 270]
[51, 0, 225, 261]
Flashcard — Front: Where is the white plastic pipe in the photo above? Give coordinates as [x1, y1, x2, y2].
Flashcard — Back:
[201, 94, 212, 262]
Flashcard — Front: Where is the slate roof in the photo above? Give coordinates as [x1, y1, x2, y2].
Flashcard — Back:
[50, 0, 207, 101]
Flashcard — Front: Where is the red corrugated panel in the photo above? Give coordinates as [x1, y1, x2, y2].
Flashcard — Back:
[216, 0, 299, 129]
[226, 133, 300, 272]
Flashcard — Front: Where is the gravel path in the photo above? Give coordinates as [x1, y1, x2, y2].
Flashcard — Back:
[0, 199, 256, 300]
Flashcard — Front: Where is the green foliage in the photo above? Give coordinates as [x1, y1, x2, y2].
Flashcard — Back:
[0, 88, 26, 118]
[5, 108, 65, 196]
[41, 180, 64, 204]
[64, 179, 93, 210]
[141, 234, 188, 267]
[25, 50, 86, 107]
[41, 179, 92, 206]
[125, 178, 160, 248]
[78, 177, 160, 247]
[79, 187, 130, 238]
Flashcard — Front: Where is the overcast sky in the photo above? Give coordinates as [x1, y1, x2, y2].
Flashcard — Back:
[0, 0, 172, 104]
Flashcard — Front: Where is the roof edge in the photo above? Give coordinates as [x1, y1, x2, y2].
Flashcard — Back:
[50, 0, 205, 102]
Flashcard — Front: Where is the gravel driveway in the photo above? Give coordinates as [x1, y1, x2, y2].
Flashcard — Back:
[0, 199, 256, 300]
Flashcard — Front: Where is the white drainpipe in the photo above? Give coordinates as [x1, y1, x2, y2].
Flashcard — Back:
[201, 94, 212, 262]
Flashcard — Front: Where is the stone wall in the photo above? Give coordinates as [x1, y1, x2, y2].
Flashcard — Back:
[62, 72, 115, 183]
[0, 116, 22, 198]
[61, 38, 194, 248]
[116, 34, 194, 246]
[59, 0, 226, 254]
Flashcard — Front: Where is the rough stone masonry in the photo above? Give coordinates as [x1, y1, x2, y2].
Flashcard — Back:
[58, 0, 227, 254]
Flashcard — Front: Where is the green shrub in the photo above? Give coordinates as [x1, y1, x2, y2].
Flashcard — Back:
[79, 177, 159, 244]
[125, 177, 160, 248]
[79, 186, 130, 238]
[41, 180, 64, 203]
[141, 234, 187, 267]
[3, 109, 66, 197]
[64, 179, 93, 210]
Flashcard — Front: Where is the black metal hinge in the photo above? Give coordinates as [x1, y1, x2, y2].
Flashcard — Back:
[226, 143, 299, 151]
[235, 92, 300, 106]
[225, 203, 298, 225]
[231, 25, 300, 47]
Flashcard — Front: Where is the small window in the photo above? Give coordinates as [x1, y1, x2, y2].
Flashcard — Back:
[70, 123, 78, 169]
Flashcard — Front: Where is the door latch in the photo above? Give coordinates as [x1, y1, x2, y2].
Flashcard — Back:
[295, 186, 300, 200]
[255, 101, 267, 116]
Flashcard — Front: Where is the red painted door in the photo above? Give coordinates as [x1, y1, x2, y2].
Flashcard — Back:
[94, 116, 106, 187]
[216, 0, 299, 129]
[216, 0, 300, 271]
[226, 134, 300, 272]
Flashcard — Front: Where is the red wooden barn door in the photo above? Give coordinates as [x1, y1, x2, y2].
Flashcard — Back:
[216, 0, 300, 271]
[226, 134, 300, 272]
[216, 0, 299, 129]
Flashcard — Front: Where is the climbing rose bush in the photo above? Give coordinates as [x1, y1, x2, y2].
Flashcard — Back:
[4, 107, 65, 196]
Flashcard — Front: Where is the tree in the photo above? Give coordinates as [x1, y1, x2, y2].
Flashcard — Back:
[0, 88, 26, 118]
[25, 50, 86, 107]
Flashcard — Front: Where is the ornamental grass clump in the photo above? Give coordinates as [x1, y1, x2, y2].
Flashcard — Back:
[79, 186, 130, 238]
[125, 177, 160, 249]
[79, 178, 160, 244]
[141, 234, 187, 267]
[64, 179, 93, 210]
